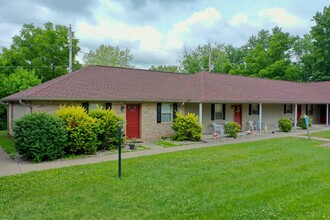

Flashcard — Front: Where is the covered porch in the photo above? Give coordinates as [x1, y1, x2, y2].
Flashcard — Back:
[184, 103, 329, 134]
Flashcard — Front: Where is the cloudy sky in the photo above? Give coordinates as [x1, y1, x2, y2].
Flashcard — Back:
[0, 0, 328, 68]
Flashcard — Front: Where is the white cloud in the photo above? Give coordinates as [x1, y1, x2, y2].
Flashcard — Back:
[229, 13, 248, 26]
[258, 8, 301, 27]
[166, 7, 221, 48]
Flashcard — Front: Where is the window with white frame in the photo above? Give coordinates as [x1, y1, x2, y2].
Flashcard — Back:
[161, 103, 172, 122]
[251, 104, 258, 115]
[285, 104, 292, 114]
[214, 104, 223, 120]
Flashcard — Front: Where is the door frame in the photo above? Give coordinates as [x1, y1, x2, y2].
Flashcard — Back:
[234, 104, 242, 127]
[126, 104, 141, 139]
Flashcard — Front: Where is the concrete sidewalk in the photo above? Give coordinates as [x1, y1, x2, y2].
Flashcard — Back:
[1, 127, 329, 177]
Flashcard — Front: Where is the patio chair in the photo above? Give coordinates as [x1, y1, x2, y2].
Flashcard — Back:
[212, 123, 224, 135]
[248, 121, 257, 131]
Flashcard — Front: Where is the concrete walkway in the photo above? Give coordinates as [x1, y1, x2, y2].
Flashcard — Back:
[1, 127, 329, 177]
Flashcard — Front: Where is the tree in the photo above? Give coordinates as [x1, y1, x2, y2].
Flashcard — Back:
[293, 34, 314, 81]
[307, 6, 330, 81]
[1, 67, 41, 98]
[83, 44, 134, 68]
[179, 43, 230, 74]
[149, 65, 180, 73]
[0, 22, 81, 82]
[235, 26, 299, 81]
[0, 68, 41, 117]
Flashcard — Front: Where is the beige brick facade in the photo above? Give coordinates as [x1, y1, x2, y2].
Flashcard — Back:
[20, 100, 184, 141]
[140, 103, 184, 140]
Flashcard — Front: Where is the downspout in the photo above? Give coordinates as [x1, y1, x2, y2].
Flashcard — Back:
[19, 99, 32, 114]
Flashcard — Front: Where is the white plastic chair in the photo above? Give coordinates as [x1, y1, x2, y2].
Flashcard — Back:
[248, 121, 257, 131]
[213, 123, 224, 135]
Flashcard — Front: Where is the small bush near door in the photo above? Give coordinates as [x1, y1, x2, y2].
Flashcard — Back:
[297, 116, 312, 129]
[14, 112, 67, 162]
[89, 107, 125, 150]
[56, 106, 99, 155]
[224, 122, 240, 138]
[172, 112, 202, 141]
[278, 118, 293, 132]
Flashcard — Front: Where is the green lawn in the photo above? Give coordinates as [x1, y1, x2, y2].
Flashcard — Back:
[1, 137, 330, 219]
[0, 130, 16, 158]
[310, 130, 330, 139]
[154, 140, 183, 147]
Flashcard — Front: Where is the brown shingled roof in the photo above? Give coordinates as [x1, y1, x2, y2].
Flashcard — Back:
[2, 65, 330, 104]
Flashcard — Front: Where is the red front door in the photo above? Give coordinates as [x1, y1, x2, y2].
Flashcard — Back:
[297, 105, 302, 121]
[234, 105, 242, 128]
[126, 104, 140, 139]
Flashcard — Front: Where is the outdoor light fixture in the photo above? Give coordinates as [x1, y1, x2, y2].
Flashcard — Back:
[121, 105, 125, 112]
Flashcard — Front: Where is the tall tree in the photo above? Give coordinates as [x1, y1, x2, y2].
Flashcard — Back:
[83, 44, 134, 68]
[1, 67, 41, 97]
[237, 26, 299, 81]
[0, 22, 81, 82]
[0, 68, 41, 116]
[307, 6, 330, 81]
[179, 43, 230, 74]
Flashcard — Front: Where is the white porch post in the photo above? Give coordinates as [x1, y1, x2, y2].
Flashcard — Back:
[326, 104, 329, 127]
[294, 103, 297, 130]
[199, 103, 203, 125]
[259, 103, 262, 133]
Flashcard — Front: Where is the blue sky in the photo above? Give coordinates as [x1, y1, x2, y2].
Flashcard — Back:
[0, 0, 328, 68]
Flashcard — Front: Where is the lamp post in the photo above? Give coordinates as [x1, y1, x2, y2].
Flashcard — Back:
[118, 121, 122, 178]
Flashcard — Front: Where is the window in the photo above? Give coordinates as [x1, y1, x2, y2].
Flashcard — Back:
[250, 104, 259, 115]
[214, 104, 223, 120]
[284, 104, 292, 114]
[161, 103, 172, 122]
[306, 104, 313, 116]
[106, 103, 112, 110]
[211, 104, 225, 120]
[82, 102, 89, 112]
[157, 103, 178, 123]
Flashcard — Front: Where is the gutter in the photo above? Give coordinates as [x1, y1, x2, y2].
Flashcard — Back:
[19, 99, 32, 107]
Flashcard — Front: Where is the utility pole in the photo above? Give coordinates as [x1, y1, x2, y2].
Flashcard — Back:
[68, 24, 73, 73]
[208, 44, 213, 72]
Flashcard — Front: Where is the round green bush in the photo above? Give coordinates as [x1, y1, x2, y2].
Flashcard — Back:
[297, 116, 312, 129]
[278, 118, 293, 132]
[89, 108, 125, 150]
[224, 122, 241, 138]
[172, 112, 202, 141]
[56, 106, 99, 155]
[14, 112, 67, 162]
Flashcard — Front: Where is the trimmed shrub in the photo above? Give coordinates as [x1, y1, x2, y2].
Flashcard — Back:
[55, 106, 99, 155]
[172, 112, 202, 141]
[224, 122, 240, 138]
[89, 107, 125, 150]
[14, 112, 67, 162]
[278, 118, 293, 132]
[297, 116, 312, 129]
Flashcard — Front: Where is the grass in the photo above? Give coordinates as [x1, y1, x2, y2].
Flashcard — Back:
[0, 130, 16, 158]
[0, 137, 330, 219]
[154, 140, 183, 148]
[310, 130, 330, 139]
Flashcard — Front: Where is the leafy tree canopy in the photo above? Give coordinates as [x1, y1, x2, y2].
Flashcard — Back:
[0, 22, 81, 82]
[83, 44, 134, 68]
[148, 65, 180, 73]
[308, 6, 330, 81]
[179, 43, 231, 74]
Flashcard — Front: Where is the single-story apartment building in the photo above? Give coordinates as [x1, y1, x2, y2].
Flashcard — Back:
[2, 65, 330, 140]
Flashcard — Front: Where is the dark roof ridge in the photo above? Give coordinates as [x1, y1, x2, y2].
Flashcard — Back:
[90, 65, 190, 76]
[197, 71, 309, 84]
